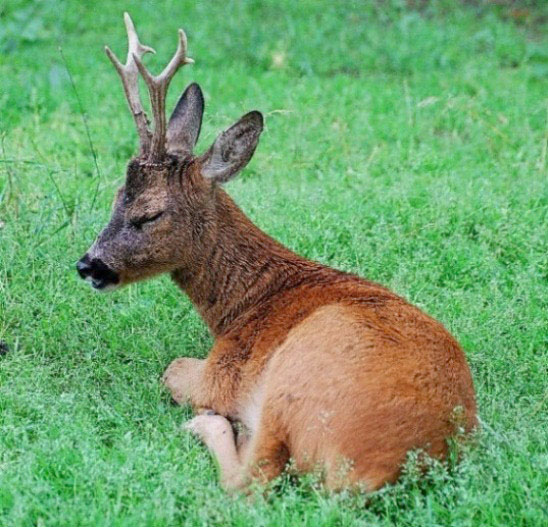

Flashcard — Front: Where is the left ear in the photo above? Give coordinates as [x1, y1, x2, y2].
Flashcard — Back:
[166, 83, 204, 156]
[199, 111, 263, 183]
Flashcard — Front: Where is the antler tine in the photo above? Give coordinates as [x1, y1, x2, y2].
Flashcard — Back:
[133, 29, 194, 161]
[105, 12, 156, 156]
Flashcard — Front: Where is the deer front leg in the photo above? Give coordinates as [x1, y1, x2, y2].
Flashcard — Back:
[185, 414, 245, 490]
[162, 357, 205, 406]
[164, 338, 245, 414]
[185, 411, 288, 492]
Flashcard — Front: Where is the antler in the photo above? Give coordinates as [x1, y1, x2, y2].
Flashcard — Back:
[105, 12, 155, 156]
[133, 29, 194, 160]
[105, 13, 194, 161]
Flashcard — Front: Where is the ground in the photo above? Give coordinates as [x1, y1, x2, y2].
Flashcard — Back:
[0, 1, 547, 526]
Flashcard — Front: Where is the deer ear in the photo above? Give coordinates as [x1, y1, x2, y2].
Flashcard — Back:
[166, 83, 204, 156]
[199, 111, 263, 183]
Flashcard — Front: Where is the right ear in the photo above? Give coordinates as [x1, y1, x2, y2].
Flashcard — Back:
[199, 111, 263, 184]
[166, 83, 204, 156]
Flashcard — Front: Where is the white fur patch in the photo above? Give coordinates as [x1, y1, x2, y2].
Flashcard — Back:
[238, 379, 266, 435]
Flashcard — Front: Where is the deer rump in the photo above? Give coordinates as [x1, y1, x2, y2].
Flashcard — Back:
[77, 13, 478, 492]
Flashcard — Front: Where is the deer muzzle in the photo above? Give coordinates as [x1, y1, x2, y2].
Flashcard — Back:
[76, 253, 120, 291]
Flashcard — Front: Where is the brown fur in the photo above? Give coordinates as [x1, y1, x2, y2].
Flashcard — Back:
[83, 158, 476, 492]
[79, 16, 477, 492]
[163, 178, 477, 491]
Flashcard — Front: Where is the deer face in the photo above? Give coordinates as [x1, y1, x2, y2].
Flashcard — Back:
[77, 15, 262, 290]
[77, 157, 204, 289]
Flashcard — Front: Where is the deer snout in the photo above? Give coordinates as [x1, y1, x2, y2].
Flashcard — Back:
[76, 253, 120, 291]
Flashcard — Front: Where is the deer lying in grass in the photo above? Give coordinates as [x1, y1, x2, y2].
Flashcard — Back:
[77, 13, 477, 492]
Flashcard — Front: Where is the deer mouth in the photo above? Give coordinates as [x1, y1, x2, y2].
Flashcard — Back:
[89, 276, 120, 291]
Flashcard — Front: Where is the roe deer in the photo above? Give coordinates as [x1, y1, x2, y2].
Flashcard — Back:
[77, 13, 477, 492]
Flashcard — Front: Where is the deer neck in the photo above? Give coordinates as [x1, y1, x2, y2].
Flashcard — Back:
[171, 189, 312, 336]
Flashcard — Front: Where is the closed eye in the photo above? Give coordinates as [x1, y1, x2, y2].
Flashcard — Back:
[130, 211, 164, 229]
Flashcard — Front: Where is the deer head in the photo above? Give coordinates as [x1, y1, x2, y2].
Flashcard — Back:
[77, 13, 263, 290]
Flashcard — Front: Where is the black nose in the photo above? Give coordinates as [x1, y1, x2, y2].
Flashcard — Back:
[76, 254, 120, 289]
[76, 253, 93, 279]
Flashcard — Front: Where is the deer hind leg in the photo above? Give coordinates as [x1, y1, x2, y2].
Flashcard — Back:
[162, 357, 205, 405]
[185, 413, 288, 492]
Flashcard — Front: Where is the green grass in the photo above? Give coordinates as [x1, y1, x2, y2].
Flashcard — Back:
[1, 1, 547, 525]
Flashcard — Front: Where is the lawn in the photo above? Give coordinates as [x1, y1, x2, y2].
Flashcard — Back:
[0, 1, 547, 525]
